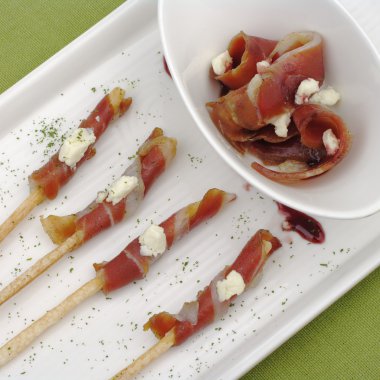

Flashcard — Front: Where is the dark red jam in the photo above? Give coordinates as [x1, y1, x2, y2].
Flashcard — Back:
[163, 56, 172, 78]
[277, 202, 325, 244]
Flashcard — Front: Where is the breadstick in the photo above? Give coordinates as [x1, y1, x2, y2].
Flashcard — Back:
[0, 129, 176, 306]
[0, 273, 104, 366]
[0, 231, 83, 306]
[111, 329, 175, 380]
[0, 189, 235, 367]
[111, 230, 281, 379]
[0, 188, 45, 244]
[0, 88, 131, 244]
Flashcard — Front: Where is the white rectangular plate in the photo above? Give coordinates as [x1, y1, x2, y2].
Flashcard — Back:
[0, 1, 379, 379]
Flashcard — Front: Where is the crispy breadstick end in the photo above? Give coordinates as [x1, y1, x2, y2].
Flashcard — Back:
[110, 329, 175, 380]
[0, 188, 45, 244]
[0, 274, 104, 367]
[0, 231, 84, 306]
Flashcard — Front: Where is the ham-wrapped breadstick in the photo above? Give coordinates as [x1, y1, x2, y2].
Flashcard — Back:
[113, 229, 281, 379]
[94, 188, 236, 293]
[41, 128, 176, 244]
[0, 128, 176, 306]
[0, 188, 236, 366]
[0, 88, 132, 243]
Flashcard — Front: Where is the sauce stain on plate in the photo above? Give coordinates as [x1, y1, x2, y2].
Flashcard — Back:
[277, 202, 325, 244]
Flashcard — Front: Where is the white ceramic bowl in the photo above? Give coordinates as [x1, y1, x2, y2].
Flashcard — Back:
[159, 0, 380, 219]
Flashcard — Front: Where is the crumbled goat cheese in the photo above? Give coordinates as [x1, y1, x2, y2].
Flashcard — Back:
[322, 129, 340, 156]
[212, 50, 233, 76]
[216, 270, 245, 302]
[310, 86, 340, 106]
[256, 60, 270, 72]
[139, 224, 167, 257]
[59, 128, 96, 168]
[269, 111, 292, 138]
[106, 176, 138, 205]
[295, 78, 320, 105]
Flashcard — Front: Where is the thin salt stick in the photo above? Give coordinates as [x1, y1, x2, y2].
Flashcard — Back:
[0, 189, 234, 367]
[0, 273, 104, 366]
[0, 188, 45, 244]
[0, 231, 83, 306]
[110, 329, 175, 380]
[0, 88, 131, 245]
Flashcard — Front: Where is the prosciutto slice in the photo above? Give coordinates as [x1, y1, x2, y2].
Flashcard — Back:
[252, 104, 351, 182]
[246, 137, 327, 166]
[29, 88, 132, 200]
[144, 229, 281, 345]
[41, 128, 176, 244]
[93, 189, 236, 293]
[206, 32, 324, 143]
[213, 32, 277, 90]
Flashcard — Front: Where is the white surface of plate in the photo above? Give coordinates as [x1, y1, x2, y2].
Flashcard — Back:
[0, 1, 379, 379]
[159, 0, 380, 219]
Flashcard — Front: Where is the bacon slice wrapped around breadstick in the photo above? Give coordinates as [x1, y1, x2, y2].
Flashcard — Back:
[0, 189, 235, 367]
[0, 128, 176, 306]
[0, 88, 132, 243]
[112, 229, 281, 379]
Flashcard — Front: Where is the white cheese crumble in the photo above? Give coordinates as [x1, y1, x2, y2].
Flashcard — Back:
[310, 86, 340, 106]
[268, 111, 292, 138]
[295, 78, 320, 105]
[58, 128, 96, 168]
[139, 224, 167, 257]
[256, 60, 270, 72]
[322, 129, 340, 156]
[105, 175, 138, 205]
[216, 270, 245, 302]
[212, 50, 233, 76]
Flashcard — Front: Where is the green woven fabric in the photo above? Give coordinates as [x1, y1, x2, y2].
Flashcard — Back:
[0, 1, 379, 379]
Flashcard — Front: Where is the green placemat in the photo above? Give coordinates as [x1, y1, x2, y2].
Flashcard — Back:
[0, 1, 379, 379]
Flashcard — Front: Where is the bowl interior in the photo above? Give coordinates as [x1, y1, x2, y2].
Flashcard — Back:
[159, 0, 380, 219]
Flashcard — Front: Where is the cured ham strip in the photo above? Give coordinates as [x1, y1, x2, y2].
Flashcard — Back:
[258, 31, 324, 120]
[41, 128, 176, 244]
[0, 88, 131, 244]
[94, 188, 236, 293]
[29, 88, 132, 200]
[0, 128, 176, 308]
[252, 104, 351, 182]
[213, 32, 277, 90]
[111, 230, 281, 379]
[0, 189, 235, 367]
[247, 137, 327, 166]
[145, 229, 281, 345]
[206, 32, 324, 143]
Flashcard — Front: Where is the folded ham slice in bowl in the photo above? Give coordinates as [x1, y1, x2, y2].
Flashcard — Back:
[207, 31, 350, 182]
